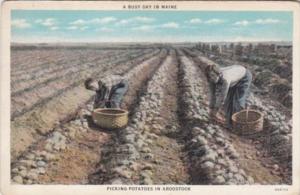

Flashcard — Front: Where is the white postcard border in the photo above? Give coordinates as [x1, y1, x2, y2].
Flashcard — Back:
[1, 1, 299, 195]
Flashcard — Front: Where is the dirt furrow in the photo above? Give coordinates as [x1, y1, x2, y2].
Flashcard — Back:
[137, 49, 190, 184]
[11, 49, 147, 85]
[11, 49, 124, 75]
[11, 50, 168, 184]
[11, 49, 65, 71]
[11, 49, 151, 97]
[11, 50, 79, 76]
[11, 50, 130, 91]
[11, 49, 142, 92]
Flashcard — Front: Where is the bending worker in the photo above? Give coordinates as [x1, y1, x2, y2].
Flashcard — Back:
[84, 75, 129, 109]
[205, 63, 252, 126]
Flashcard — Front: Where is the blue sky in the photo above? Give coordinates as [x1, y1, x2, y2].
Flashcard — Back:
[11, 10, 293, 43]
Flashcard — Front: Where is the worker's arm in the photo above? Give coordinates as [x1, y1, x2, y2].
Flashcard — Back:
[119, 79, 129, 91]
[209, 79, 229, 124]
[116, 79, 128, 89]
[213, 78, 230, 112]
[94, 86, 108, 108]
[208, 82, 216, 109]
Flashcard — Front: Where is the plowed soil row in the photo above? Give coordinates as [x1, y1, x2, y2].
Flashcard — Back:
[11, 49, 135, 91]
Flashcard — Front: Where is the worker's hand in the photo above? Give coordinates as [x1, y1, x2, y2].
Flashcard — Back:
[213, 112, 225, 124]
[201, 102, 209, 107]
[209, 109, 216, 118]
[210, 109, 225, 124]
[209, 108, 218, 118]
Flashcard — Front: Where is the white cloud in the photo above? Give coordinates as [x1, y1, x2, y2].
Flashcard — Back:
[67, 25, 88, 31]
[80, 26, 89, 31]
[67, 26, 78, 30]
[50, 26, 59, 31]
[161, 22, 179, 29]
[204, 18, 224, 24]
[131, 25, 155, 32]
[70, 17, 117, 26]
[36, 18, 56, 27]
[11, 19, 31, 29]
[233, 20, 250, 26]
[70, 19, 86, 25]
[98, 27, 114, 32]
[254, 18, 281, 24]
[185, 18, 225, 25]
[133, 17, 155, 23]
[187, 18, 202, 24]
[93, 17, 117, 24]
[115, 17, 155, 26]
[117, 19, 130, 25]
[233, 18, 282, 27]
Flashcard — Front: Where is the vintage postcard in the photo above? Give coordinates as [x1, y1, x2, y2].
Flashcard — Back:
[1, 1, 299, 195]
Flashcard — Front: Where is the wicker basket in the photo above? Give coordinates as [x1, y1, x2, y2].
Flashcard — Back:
[232, 109, 264, 135]
[92, 108, 128, 130]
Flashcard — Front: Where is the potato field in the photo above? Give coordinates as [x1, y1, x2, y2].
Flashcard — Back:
[10, 43, 292, 185]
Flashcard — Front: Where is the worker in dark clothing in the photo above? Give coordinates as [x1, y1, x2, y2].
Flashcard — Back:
[84, 75, 129, 109]
[205, 64, 252, 126]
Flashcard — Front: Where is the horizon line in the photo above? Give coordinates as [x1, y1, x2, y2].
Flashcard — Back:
[11, 40, 293, 44]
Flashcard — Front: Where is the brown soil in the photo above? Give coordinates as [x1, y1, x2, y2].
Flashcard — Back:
[227, 132, 283, 184]
[11, 85, 93, 161]
[38, 128, 110, 184]
[145, 54, 190, 184]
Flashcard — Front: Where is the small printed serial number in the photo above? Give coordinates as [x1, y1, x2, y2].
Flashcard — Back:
[274, 188, 288, 191]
